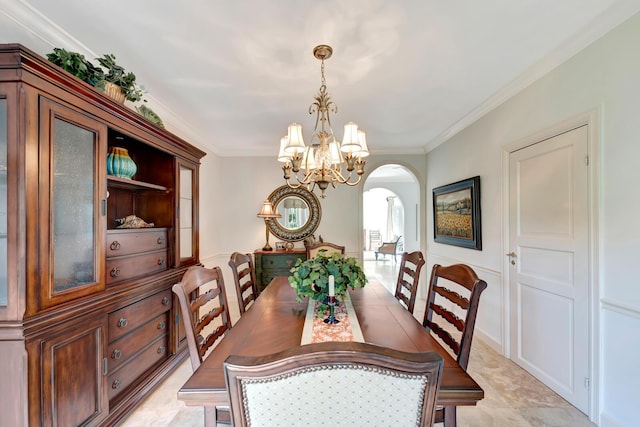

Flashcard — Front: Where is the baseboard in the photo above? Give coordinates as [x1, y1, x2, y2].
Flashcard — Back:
[475, 328, 503, 354]
[600, 411, 625, 427]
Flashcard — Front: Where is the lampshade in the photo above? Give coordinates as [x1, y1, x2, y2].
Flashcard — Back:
[329, 141, 342, 164]
[257, 200, 281, 218]
[301, 146, 316, 170]
[357, 130, 370, 158]
[284, 123, 306, 154]
[277, 136, 290, 162]
[339, 122, 362, 154]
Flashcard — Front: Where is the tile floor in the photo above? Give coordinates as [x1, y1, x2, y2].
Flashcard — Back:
[119, 253, 596, 426]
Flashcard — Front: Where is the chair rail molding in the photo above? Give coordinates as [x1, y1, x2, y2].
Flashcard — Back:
[601, 298, 640, 320]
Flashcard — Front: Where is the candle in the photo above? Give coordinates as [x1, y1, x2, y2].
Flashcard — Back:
[328, 275, 335, 297]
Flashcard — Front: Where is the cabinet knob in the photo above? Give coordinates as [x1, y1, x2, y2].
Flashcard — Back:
[162, 296, 170, 306]
[110, 240, 121, 251]
[117, 317, 128, 328]
[110, 267, 121, 278]
[157, 236, 165, 245]
[111, 349, 122, 360]
[157, 257, 165, 266]
[112, 379, 121, 390]
[157, 321, 166, 330]
[157, 346, 166, 354]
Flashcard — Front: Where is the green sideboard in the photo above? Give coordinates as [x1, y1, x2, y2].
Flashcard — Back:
[254, 249, 306, 292]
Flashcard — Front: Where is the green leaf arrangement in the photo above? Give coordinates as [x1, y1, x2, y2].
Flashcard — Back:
[135, 104, 164, 128]
[46, 49, 146, 103]
[96, 54, 145, 103]
[46, 48, 104, 87]
[288, 250, 367, 315]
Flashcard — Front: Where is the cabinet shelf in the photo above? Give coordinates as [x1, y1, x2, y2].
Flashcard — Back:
[107, 175, 169, 192]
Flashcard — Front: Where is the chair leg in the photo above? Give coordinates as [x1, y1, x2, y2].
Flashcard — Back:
[443, 406, 457, 427]
[204, 406, 216, 427]
[204, 406, 231, 426]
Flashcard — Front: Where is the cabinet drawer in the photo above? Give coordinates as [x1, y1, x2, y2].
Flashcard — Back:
[106, 228, 168, 257]
[107, 335, 168, 401]
[262, 254, 304, 270]
[108, 290, 172, 342]
[106, 250, 168, 285]
[107, 313, 169, 372]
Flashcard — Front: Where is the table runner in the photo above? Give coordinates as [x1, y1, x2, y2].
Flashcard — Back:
[300, 293, 365, 344]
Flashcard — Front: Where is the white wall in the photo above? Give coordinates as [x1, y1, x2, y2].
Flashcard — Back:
[425, 12, 640, 426]
[199, 153, 427, 303]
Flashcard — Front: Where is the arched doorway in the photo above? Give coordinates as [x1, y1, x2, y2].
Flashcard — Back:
[362, 164, 420, 293]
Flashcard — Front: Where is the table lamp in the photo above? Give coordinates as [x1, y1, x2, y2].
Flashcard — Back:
[257, 200, 281, 251]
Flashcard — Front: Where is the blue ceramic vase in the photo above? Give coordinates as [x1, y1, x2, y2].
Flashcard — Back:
[107, 147, 137, 179]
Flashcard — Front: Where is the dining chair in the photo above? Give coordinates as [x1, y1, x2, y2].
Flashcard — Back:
[172, 265, 233, 426]
[224, 341, 443, 427]
[394, 250, 426, 314]
[305, 242, 345, 259]
[228, 252, 259, 316]
[422, 263, 487, 427]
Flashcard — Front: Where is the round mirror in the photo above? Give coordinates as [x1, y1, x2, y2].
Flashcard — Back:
[267, 186, 321, 242]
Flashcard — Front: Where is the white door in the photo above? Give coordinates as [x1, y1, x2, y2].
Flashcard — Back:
[508, 125, 589, 413]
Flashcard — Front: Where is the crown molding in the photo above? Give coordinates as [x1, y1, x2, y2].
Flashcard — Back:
[424, 1, 640, 153]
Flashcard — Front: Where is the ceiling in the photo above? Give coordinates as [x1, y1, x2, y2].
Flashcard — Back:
[1, 1, 638, 158]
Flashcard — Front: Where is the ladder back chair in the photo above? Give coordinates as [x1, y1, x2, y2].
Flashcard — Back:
[224, 341, 443, 427]
[305, 242, 345, 259]
[394, 251, 426, 314]
[228, 252, 259, 315]
[422, 263, 487, 427]
[172, 265, 233, 426]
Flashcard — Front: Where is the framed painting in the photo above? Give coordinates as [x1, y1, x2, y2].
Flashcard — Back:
[432, 176, 482, 250]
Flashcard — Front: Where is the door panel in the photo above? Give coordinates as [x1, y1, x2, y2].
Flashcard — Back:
[508, 125, 589, 413]
[40, 316, 108, 426]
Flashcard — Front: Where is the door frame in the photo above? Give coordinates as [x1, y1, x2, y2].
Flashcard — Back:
[501, 108, 601, 421]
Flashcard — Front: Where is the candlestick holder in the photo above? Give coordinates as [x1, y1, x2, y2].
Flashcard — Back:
[324, 296, 340, 324]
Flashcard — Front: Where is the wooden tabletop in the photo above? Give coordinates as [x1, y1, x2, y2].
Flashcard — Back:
[178, 276, 484, 409]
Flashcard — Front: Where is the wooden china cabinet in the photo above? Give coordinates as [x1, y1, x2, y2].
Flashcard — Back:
[0, 44, 204, 426]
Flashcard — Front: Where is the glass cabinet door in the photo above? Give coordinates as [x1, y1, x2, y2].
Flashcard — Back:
[0, 98, 6, 308]
[175, 160, 198, 266]
[38, 99, 107, 309]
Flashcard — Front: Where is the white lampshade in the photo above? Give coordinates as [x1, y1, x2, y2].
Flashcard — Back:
[277, 136, 290, 162]
[357, 130, 369, 158]
[339, 122, 362, 154]
[284, 123, 306, 154]
[329, 141, 342, 164]
[301, 146, 316, 169]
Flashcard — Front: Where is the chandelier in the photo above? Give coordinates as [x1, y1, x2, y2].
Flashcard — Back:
[278, 45, 369, 198]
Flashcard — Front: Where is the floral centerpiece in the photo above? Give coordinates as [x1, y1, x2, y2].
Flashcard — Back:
[289, 250, 367, 315]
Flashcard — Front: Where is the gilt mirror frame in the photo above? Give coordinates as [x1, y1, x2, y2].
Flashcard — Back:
[267, 186, 321, 242]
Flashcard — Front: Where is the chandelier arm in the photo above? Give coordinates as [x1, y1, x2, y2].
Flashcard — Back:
[291, 168, 315, 186]
[328, 168, 363, 187]
[283, 178, 305, 189]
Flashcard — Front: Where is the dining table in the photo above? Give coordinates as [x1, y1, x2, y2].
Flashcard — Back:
[177, 276, 484, 424]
